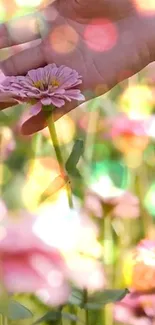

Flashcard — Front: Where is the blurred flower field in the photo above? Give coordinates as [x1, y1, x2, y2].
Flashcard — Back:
[1, 0, 155, 325]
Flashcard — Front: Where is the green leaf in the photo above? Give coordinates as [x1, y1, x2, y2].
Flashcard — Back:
[65, 139, 84, 173]
[62, 312, 82, 323]
[34, 311, 83, 325]
[0, 300, 33, 320]
[70, 168, 82, 178]
[33, 311, 61, 324]
[68, 289, 83, 306]
[85, 289, 129, 309]
[39, 175, 67, 203]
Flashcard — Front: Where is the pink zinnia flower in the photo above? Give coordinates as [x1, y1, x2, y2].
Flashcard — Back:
[0, 64, 85, 116]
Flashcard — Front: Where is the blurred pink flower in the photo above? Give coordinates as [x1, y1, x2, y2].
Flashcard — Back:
[109, 114, 149, 153]
[131, 240, 155, 292]
[0, 127, 16, 160]
[110, 114, 146, 138]
[0, 199, 106, 302]
[33, 200, 106, 291]
[0, 204, 70, 306]
[114, 292, 155, 325]
[67, 255, 106, 291]
[85, 190, 139, 219]
[0, 64, 85, 116]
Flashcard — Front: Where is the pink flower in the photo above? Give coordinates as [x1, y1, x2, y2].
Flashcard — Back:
[114, 292, 155, 325]
[110, 114, 146, 138]
[0, 199, 106, 303]
[0, 126, 15, 160]
[131, 240, 155, 292]
[0, 64, 85, 116]
[0, 204, 70, 306]
[109, 114, 149, 153]
[85, 190, 139, 219]
[33, 201, 106, 291]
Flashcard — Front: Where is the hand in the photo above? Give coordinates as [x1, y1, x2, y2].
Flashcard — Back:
[0, 0, 154, 134]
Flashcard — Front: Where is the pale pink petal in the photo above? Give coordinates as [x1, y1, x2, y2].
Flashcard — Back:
[30, 102, 42, 115]
[36, 282, 70, 306]
[113, 204, 140, 218]
[0, 200, 7, 220]
[3, 254, 43, 292]
[41, 97, 52, 106]
[63, 89, 85, 101]
[84, 194, 103, 218]
[67, 257, 106, 290]
[44, 64, 58, 80]
[27, 92, 40, 98]
[50, 97, 65, 107]
[28, 69, 42, 83]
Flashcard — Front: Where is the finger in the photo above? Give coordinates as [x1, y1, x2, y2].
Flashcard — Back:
[0, 12, 42, 49]
[21, 101, 78, 135]
[0, 101, 17, 110]
[0, 92, 19, 109]
[0, 43, 46, 76]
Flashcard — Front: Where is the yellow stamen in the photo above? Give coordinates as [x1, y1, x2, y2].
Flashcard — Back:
[33, 80, 44, 89]
[51, 79, 60, 87]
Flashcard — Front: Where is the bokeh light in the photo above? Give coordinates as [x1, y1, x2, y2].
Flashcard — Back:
[15, 0, 42, 6]
[144, 183, 155, 217]
[8, 16, 38, 44]
[42, 115, 75, 145]
[33, 197, 101, 258]
[0, 1, 6, 22]
[91, 161, 129, 191]
[50, 25, 79, 54]
[84, 19, 117, 52]
[3, 0, 17, 20]
[134, 0, 155, 13]
[22, 157, 62, 211]
[119, 84, 154, 118]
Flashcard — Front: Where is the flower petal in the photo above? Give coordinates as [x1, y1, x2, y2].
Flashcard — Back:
[30, 102, 42, 116]
[50, 97, 65, 107]
[3, 254, 43, 292]
[41, 97, 52, 106]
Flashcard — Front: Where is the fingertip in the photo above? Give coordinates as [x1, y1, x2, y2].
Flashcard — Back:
[0, 101, 18, 110]
[21, 100, 78, 135]
[21, 110, 47, 135]
[0, 44, 45, 76]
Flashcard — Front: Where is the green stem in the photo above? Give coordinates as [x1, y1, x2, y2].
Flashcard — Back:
[47, 114, 64, 175]
[44, 108, 73, 209]
[69, 305, 77, 325]
[82, 102, 101, 182]
[0, 315, 8, 325]
[83, 289, 89, 325]
[66, 181, 74, 209]
[31, 132, 42, 158]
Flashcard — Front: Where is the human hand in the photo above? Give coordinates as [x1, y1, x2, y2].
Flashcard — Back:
[0, 0, 154, 134]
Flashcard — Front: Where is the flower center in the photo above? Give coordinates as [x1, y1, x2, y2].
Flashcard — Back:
[51, 79, 60, 87]
[33, 80, 44, 89]
[33, 78, 60, 90]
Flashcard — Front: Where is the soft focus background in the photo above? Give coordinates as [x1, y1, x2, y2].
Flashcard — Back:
[1, 0, 155, 325]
